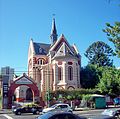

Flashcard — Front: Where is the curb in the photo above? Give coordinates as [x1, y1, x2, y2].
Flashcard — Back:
[0, 109, 12, 114]
[74, 108, 90, 111]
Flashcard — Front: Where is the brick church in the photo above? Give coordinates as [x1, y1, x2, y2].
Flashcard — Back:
[28, 18, 81, 99]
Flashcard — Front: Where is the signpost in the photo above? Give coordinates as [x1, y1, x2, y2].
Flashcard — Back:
[2, 75, 9, 109]
[46, 91, 50, 107]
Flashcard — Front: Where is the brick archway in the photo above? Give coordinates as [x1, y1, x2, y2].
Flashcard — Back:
[7, 73, 39, 108]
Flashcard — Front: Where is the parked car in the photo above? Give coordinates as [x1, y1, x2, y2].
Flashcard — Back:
[42, 103, 72, 114]
[13, 104, 43, 115]
[36, 112, 87, 119]
[89, 108, 120, 119]
[102, 108, 120, 118]
[113, 97, 120, 106]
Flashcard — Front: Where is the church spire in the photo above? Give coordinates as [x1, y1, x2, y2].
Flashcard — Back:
[50, 18, 58, 44]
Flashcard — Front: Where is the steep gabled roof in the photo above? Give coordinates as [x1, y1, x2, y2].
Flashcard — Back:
[71, 44, 81, 58]
[49, 34, 80, 59]
[50, 34, 72, 52]
[33, 42, 51, 55]
[14, 73, 36, 84]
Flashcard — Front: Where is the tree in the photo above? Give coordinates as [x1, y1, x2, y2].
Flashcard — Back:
[103, 22, 120, 57]
[85, 41, 114, 67]
[97, 67, 120, 96]
[80, 64, 100, 89]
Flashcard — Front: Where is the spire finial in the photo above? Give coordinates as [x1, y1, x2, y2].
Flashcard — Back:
[52, 13, 55, 18]
[50, 14, 58, 45]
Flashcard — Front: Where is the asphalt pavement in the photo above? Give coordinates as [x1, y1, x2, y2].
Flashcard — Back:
[0, 105, 118, 114]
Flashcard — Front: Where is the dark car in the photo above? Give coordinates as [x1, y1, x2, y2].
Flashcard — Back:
[36, 112, 87, 119]
[13, 104, 43, 115]
[12, 103, 22, 112]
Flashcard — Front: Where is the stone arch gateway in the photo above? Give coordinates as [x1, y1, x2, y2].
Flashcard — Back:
[7, 73, 39, 109]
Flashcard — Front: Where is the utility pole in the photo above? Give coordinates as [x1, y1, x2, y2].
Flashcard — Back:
[46, 90, 50, 107]
[46, 64, 50, 107]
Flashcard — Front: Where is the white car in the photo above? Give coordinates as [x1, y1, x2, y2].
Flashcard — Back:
[42, 103, 73, 114]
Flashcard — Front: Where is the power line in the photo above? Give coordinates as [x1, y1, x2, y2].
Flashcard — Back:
[0, 71, 80, 78]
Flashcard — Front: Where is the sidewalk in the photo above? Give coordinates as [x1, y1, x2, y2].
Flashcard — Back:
[74, 105, 120, 111]
[74, 107, 90, 111]
[0, 109, 12, 114]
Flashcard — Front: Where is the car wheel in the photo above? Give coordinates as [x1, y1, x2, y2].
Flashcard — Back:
[36, 110, 40, 115]
[33, 112, 36, 114]
[17, 111, 21, 115]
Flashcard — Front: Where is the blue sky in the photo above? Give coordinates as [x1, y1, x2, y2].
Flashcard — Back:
[0, 0, 120, 75]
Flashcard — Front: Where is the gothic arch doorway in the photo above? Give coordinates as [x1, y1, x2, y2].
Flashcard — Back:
[26, 88, 33, 101]
[8, 73, 39, 108]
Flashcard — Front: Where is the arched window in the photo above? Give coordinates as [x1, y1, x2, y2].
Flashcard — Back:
[58, 67, 62, 80]
[52, 69, 54, 83]
[51, 69, 54, 90]
[38, 59, 44, 65]
[68, 66, 73, 80]
[76, 67, 79, 88]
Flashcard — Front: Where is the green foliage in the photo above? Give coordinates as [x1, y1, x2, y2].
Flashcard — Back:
[97, 67, 120, 96]
[103, 22, 120, 57]
[66, 95, 73, 100]
[80, 64, 100, 89]
[85, 41, 114, 67]
[82, 94, 91, 101]
[51, 89, 100, 101]
[80, 64, 120, 97]
[45, 91, 52, 101]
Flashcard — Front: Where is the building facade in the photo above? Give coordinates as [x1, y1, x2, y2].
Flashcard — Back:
[1, 66, 14, 86]
[28, 19, 81, 98]
[0, 66, 14, 108]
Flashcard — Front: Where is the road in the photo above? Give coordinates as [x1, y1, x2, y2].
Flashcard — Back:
[2, 107, 120, 119]
[74, 109, 105, 118]
[0, 113, 38, 119]
[0, 109, 105, 119]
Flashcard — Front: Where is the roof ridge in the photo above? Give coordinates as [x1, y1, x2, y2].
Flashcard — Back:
[33, 42, 51, 45]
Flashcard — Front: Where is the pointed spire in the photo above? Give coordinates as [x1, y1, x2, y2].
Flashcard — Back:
[50, 18, 58, 44]
[51, 18, 57, 34]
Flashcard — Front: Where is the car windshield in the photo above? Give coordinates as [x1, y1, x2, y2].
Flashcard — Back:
[37, 112, 53, 119]
[50, 104, 58, 108]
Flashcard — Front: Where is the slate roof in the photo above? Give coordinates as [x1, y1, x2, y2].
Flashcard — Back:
[71, 46, 81, 58]
[71, 46, 77, 54]
[33, 42, 51, 55]
[33, 42, 80, 58]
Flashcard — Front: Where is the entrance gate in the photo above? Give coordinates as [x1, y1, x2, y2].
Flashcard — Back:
[7, 73, 39, 109]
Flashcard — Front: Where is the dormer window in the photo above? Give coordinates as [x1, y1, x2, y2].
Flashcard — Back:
[39, 48, 43, 53]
